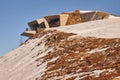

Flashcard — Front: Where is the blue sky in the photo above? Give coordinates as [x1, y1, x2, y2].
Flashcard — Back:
[0, 0, 120, 55]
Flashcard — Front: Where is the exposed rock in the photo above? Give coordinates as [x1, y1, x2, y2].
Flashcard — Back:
[32, 30, 120, 80]
[0, 11, 120, 80]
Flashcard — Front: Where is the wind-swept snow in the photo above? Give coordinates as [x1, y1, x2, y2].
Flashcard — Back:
[0, 33, 53, 80]
[50, 17, 120, 38]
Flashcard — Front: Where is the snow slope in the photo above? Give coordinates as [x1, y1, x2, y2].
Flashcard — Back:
[0, 15, 120, 80]
[49, 16, 120, 38]
[0, 33, 57, 80]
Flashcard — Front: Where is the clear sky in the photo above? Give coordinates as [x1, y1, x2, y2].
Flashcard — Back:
[0, 0, 120, 56]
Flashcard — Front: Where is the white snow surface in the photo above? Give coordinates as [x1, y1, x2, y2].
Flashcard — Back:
[0, 34, 53, 80]
[80, 10, 93, 13]
[49, 17, 120, 38]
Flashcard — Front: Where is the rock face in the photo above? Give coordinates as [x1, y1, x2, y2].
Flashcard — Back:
[34, 30, 120, 80]
[0, 12, 120, 80]
[0, 29, 120, 80]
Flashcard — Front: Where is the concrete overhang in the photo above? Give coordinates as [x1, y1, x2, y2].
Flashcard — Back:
[21, 30, 36, 37]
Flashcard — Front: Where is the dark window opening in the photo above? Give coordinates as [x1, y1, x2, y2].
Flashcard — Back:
[48, 18, 60, 27]
[39, 22, 46, 28]
[32, 24, 39, 31]
[32, 22, 45, 31]
[45, 16, 60, 27]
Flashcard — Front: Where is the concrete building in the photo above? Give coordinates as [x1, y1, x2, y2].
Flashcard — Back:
[21, 10, 109, 37]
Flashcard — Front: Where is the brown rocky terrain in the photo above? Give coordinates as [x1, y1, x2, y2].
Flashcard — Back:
[31, 29, 120, 80]
[0, 14, 120, 80]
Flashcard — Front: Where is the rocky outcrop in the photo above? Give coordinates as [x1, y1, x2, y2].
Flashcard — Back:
[0, 13, 120, 80]
[32, 30, 120, 80]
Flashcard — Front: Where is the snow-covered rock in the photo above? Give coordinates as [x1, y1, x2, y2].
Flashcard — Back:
[0, 12, 120, 80]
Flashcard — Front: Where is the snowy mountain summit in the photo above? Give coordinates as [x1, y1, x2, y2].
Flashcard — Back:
[0, 10, 120, 80]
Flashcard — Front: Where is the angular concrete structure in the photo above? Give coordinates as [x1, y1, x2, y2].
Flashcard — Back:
[21, 10, 110, 37]
[80, 11, 109, 22]
[21, 31, 36, 37]
[62, 10, 81, 25]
